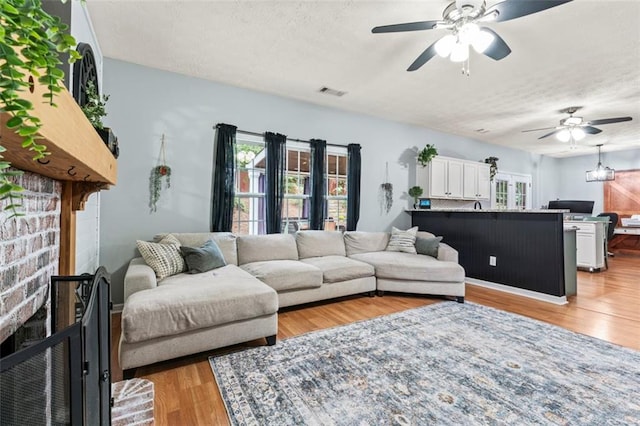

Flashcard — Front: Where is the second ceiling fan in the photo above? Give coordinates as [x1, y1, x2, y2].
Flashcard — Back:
[372, 0, 573, 72]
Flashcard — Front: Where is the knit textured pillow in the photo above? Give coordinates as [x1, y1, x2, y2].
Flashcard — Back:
[385, 226, 418, 254]
[136, 234, 186, 280]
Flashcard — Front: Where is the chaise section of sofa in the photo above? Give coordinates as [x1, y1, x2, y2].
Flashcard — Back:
[119, 232, 278, 374]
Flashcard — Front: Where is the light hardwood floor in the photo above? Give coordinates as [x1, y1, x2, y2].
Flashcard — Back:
[111, 253, 640, 425]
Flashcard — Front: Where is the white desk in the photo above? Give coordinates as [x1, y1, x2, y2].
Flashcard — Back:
[565, 220, 606, 271]
[615, 227, 640, 235]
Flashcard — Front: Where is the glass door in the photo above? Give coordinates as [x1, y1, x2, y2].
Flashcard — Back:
[492, 172, 532, 210]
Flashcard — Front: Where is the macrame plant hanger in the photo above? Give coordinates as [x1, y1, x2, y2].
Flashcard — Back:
[379, 162, 393, 214]
[149, 134, 172, 213]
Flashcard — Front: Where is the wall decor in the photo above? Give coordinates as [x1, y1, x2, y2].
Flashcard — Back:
[484, 156, 499, 181]
[149, 135, 172, 213]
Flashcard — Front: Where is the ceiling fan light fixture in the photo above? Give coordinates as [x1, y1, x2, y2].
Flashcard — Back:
[471, 29, 495, 53]
[571, 127, 586, 141]
[435, 34, 457, 57]
[458, 22, 480, 45]
[450, 42, 469, 62]
[556, 129, 571, 142]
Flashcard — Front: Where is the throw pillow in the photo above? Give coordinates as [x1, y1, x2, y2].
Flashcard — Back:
[180, 239, 227, 274]
[415, 236, 443, 258]
[385, 226, 418, 254]
[136, 234, 186, 280]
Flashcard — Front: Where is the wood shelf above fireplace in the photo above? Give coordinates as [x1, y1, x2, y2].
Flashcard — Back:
[0, 80, 118, 187]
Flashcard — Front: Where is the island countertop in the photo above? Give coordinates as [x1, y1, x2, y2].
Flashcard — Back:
[406, 209, 568, 213]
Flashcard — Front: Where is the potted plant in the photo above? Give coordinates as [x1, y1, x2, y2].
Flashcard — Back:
[81, 81, 119, 158]
[149, 164, 171, 213]
[418, 144, 438, 167]
[408, 186, 424, 209]
[0, 0, 80, 217]
[484, 156, 499, 181]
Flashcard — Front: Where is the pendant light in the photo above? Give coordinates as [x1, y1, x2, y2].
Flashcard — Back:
[585, 144, 615, 182]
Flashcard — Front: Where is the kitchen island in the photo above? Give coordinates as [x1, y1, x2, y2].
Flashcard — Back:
[410, 209, 576, 303]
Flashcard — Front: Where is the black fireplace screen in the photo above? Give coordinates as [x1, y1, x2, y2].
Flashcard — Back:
[0, 267, 111, 426]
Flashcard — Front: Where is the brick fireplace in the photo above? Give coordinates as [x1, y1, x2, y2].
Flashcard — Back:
[0, 170, 61, 345]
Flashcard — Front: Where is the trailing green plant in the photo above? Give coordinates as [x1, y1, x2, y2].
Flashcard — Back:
[81, 80, 109, 129]
[0, 0, 81, 218]
[418, 144, 438, 167]
[379, 182, 393, 214]
[408, 185, 424, 206]
[484, 156, 499, 181]
[149, 165, 171, 213]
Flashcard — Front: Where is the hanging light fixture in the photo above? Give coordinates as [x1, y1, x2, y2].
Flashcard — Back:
[585, 144, 615, 182]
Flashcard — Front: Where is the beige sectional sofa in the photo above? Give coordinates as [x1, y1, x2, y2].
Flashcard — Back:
[120, 229, 465, 375]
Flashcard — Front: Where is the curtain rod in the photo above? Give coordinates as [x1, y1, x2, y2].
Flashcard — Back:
[231, 128, 348, 148]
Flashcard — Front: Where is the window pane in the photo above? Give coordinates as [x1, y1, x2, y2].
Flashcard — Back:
[495, 179, 508, 209]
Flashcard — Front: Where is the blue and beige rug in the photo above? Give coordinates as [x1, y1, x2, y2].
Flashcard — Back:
[210, 302, 640, 425]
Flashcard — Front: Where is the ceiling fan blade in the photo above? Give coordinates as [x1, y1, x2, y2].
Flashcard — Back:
[481, 28, 511, 60]
[586, 117, 632, 126]
[522, 126, 557, 133]
[538, 129, 561, 139]
[485, 0, 573, 23]
[582, 126, 602, 135]
[372, 20, 441, 34]
[407, 42, 438, 72]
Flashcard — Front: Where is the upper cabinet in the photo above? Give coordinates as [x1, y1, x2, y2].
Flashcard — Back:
[417, 156, 464, 199]
[463, 162, 491, 200]
[417, 156, 490, 201]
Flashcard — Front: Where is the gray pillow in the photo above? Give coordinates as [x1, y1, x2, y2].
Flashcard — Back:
[180, 239, 226, 274]
[415, 236, 443, 258]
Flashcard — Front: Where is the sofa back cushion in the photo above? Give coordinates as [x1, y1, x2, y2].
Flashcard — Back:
[237, 234, 298, 265]
[343, 232, 390, 256]
[154, 232, 238, 265]
[295, 230, 346, 259]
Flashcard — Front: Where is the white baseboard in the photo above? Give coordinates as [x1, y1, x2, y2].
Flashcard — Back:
[466, 278, 568, 305]
[111, 303, 124, 313]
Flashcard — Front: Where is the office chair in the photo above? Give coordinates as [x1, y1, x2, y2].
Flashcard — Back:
[597, 212, 619, 268]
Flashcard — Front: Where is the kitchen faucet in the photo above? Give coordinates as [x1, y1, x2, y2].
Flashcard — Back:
[474, 201, 482, 210]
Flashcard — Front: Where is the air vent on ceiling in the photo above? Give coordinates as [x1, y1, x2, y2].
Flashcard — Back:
[475, 128, 490, 134]
[319, 87, 347, 97]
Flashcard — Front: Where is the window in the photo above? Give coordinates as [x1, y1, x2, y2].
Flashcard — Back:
[492, 172, 532, 210]
[232, 138, 348, 235]
[232, 136, 265, 235]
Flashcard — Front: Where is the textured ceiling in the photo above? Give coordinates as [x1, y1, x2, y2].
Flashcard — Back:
[86, 0, 640, 158]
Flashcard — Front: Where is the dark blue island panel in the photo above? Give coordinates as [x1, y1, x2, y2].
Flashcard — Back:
[411, 211, 566, 297]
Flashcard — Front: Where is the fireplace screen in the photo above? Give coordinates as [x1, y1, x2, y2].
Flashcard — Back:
[0, 268, 111, 426]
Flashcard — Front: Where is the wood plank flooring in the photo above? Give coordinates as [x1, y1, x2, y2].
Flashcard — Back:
[110, 252, 640, 425]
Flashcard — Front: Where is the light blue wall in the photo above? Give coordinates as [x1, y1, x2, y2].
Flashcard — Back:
[100, 58, 563, 303]
[555, 149, 640, 214]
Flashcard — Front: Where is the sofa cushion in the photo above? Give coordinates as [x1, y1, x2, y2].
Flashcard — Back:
[386, 226, 418, 254]
[240, 260, 322, 291]
[136, 234, 186, 280]
[121, 265, 277, 343]
[180, 239, 226, 274]
[343, 232, 390, 256]
[237, 234, 298, 265]
[415, 236, 443, 258]
[155, 232, 238, 266]
[295, 230, 346, 259]
[349, 251, 465, 283]
[301, 256, 375, 283]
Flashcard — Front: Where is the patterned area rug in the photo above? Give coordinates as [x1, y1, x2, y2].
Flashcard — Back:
[210, 302, 640, 425]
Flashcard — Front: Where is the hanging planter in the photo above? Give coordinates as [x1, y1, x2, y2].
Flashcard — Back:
[379, 162, 393, 214]
[149, 135, 172, 213]
[418, 144, 438, 167]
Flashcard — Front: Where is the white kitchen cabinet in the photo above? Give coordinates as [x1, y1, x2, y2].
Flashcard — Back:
[417, 156, 463, 199]
[566, 221, 605, 271]
[463, 162, 491, 200]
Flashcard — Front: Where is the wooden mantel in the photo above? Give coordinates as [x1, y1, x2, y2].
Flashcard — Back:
[1, 79, 118, 279]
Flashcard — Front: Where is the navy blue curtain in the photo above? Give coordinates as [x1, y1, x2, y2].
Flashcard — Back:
[346, 143, 361, 231]
[211, 123, 237, 232]
[265, 132, 287, 234]
[309, 139, 326, 230]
